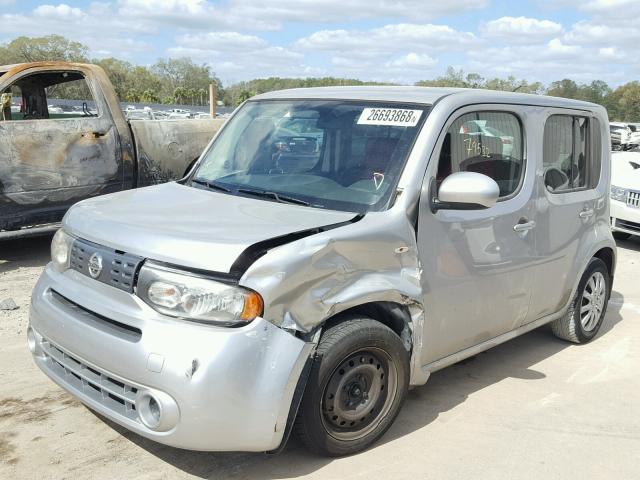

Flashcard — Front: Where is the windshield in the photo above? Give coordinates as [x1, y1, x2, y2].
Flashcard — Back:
[191, 99, 428, 212]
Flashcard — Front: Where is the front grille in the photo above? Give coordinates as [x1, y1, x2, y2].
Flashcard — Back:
[70, 238, 144, 293]
[627, 190, 640, 209]
[40, 336, 140, 423]
[616, 218, 640, 233]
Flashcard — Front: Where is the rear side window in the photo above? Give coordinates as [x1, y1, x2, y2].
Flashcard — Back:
[543, 115, 601, 192]
[436, 111, 525, 198]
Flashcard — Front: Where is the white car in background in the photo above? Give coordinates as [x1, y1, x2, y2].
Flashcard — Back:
[610, 151, 640, 239]
[610, 122, 640, 151]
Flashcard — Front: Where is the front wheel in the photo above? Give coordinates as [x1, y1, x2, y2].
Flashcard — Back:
[551, 258, 610, 343]
[295, 316, 409, 456]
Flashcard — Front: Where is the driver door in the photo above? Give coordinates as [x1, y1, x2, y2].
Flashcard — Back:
[417, 106, 537, 365]
[0, 67, 122, 229]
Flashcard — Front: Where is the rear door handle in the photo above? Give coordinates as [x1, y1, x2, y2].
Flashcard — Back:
[579, 208, 594, 219]
[513, 220, 536, 232]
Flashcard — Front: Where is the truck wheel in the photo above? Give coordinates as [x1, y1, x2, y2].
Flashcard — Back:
[551, 258, 610, 344]
[295, 316, 409, 456]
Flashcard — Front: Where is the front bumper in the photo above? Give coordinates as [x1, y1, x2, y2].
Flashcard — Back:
[611, 199, 640, 236]
[28, 264, 312, 452]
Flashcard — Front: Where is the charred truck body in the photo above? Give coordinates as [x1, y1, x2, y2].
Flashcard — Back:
[0, 62, 223, 238]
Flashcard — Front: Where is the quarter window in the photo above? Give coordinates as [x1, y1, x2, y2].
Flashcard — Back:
[436, 111, 525, 198]
[543, 115, 600, 192]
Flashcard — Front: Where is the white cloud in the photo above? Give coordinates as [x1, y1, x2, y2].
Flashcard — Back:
[33, 4, 84, 19]
[228, 0, 489, 23]
[297, 23, 476, 56]
[167, 32, 310, 82]
[481, 16, 562, 41]
[386, 53, 437, 69]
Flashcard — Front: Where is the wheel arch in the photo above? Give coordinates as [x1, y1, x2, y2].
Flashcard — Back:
[322, 301, 413, 349]
[593, 246, 616, 281]
[315, 299, 429, 387]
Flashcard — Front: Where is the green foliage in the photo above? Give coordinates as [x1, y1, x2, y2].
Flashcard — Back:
[416, 66, 544, 94]
[222, 76, 391, 106]
[140, 89, 160, 104]
[0, 35, 88, 64]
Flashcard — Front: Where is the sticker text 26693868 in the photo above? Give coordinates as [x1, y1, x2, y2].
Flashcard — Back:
[357, 108, 423, 127]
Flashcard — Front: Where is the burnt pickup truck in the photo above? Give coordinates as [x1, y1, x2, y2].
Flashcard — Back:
[0, 62, 224, 238]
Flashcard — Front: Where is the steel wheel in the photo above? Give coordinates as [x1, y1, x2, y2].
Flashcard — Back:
[580, 271, 607, 332]
[320, 348, 398, 441]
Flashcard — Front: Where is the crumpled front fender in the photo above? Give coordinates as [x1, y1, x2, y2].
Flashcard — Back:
[240, 209, 429, 385]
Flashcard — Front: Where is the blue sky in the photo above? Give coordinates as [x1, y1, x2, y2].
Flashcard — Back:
[1, 0, 638, 87]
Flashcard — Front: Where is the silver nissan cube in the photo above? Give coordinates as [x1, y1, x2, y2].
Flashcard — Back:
[28, 87, 616, 456]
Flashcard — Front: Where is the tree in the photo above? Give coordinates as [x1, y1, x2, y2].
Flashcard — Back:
[140, 89, 160, 104]
[546, 79, 579, 99]
[0, 35, 88, 64]
[416, 66, 468, 88]
[238, 90, 253, 104]
[95, 57, 134, 100]
[125, 89, 141, 103]
[173, 86, 188, 105]
[616, 82, 640, 121]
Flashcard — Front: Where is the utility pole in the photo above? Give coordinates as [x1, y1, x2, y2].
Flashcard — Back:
[209, 83, 217, 118]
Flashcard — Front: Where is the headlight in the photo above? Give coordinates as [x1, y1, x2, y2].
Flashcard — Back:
[51, 229, 75, 272]
[610, 185, 628, 202]
[136, 261, 263, 325]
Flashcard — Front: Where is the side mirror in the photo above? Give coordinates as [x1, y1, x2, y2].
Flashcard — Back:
[430, 172, 500, 213]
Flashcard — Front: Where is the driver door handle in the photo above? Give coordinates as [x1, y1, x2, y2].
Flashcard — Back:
[579, 208, 594, 219]
[513, 220, 536, 232]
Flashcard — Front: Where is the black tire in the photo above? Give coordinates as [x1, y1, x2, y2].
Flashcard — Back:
[551, 258, 610, 344]
[613, 231, 631, 241]
[294, 316, 409, 456]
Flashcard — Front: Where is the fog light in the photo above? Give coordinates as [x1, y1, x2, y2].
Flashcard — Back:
[27, 326, 36, 353]
[138, 393, 162, 429]
[136, 390, 179, 432]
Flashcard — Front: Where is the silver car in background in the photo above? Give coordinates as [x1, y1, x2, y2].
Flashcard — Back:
[28, 87, 615, 456]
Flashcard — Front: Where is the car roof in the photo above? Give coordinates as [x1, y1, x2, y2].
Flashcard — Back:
[252, 86, 601, 110]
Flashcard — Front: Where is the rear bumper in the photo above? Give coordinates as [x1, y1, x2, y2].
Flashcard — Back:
[28, 264, 311, 451]
[611, 199, 640, 236]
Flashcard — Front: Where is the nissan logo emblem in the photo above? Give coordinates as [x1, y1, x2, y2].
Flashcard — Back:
[88, 252, 103, 279]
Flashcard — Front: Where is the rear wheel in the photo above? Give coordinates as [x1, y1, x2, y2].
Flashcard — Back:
[551, 258, 610, 343]
[295, 316, 409, 456]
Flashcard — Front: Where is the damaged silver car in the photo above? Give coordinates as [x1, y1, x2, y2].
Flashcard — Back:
[28, 87, 616, 456]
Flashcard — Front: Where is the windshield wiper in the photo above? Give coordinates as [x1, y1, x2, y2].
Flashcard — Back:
[192, 178, 232, 192]
[237, 188, 310, 206]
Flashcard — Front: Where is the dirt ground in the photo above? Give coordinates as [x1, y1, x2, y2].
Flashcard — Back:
[1, 234, 639, 480]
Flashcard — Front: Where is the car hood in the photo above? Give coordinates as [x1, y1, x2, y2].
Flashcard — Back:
[612, 152, 640, 189]
[63, 182, 357, 274]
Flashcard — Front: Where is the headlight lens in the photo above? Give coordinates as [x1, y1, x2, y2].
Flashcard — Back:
[137, 261, 263, 325]
[610, 185, 628, 202]
[50, 229, 75, 272]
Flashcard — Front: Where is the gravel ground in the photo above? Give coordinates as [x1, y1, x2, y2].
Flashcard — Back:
[1, 234, 639, 480]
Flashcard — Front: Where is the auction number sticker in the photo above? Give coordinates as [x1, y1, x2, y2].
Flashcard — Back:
[357, 108, 422, 127]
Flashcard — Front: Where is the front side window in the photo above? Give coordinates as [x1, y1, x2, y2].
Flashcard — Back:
[543, 115, 600, 192]
[1, 71, 98, 122]
[436, 111, 525, 198]
[192, 100, 428, 212]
